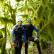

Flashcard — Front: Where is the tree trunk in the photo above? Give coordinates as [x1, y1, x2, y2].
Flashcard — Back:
[1, 24, 7, 54]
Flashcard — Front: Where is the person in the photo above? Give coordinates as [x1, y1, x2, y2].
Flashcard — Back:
[24, 18, 42, 54]
[11, 17, 26, 54]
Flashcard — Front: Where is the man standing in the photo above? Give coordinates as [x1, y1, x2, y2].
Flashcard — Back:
[11, 17, 26, 54]
[24, 18, 42, 54]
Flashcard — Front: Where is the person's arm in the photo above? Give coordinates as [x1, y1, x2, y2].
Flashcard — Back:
[11, 29, 17, 48]
[24, 31, 27, 43]
[33, 26, 39, 32]
[11, 25, 18, 42]
[11, 29, 15, 43]
[33, 25, 40, 39]
[23, 25, 27, 43]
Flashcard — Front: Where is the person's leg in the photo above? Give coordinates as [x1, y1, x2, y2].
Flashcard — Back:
[25, 42, 28, 54]
[34, 40, 42, 54]
[14, 40, 22, 54]
[30, 36, 42, 54]
[18, 41, 22, 54]
[15, 47, 18, 54]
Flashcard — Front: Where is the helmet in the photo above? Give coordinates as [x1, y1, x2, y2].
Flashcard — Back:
[27, 18, 31, 23]
[16, 16, 23, 22]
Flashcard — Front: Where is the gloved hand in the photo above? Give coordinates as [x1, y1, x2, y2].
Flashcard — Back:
[23, 40, 28, 47]
[29, 37, 34, 41]
[11, 42, 16, 48]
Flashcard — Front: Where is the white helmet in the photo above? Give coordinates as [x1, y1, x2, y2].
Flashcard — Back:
[16, 16, 23, 22]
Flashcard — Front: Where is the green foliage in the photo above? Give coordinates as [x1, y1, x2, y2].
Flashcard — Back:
[16, 0, 22, 2]
[41, 39, 48, 49]
[0, 0, 54, 52]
